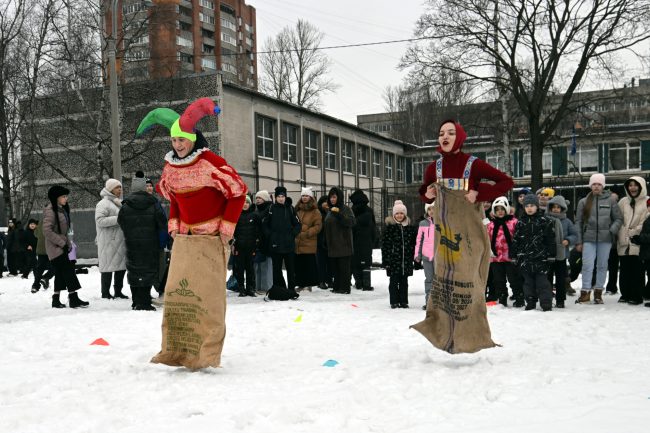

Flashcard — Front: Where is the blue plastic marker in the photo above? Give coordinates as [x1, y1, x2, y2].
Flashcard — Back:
[322, 359, 339, 367]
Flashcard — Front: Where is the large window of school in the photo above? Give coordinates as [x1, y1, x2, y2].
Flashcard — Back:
[385, 153, 394, 180]
[524, 149, 551, 175]
[304, 129, 319, 168]
[396, 156, 406, 182]
[325, 135, 338, 170]
[609, 142, 640, 171]
[342, 140, 354, 174]
[372, 149, 382, 178]
[256, 115, 275, 159]
[358, 145, 368, 177]
[282, 122, 299, 163]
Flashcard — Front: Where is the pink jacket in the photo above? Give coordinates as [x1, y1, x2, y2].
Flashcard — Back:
[487, 217, 518, 262]
[414, 217, 435, 261]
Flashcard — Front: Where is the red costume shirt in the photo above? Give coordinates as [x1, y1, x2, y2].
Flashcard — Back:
[418, 151, 514, 203]
[157, 148, 247, 237]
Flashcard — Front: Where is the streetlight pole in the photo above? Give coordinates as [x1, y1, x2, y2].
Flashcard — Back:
[108, 0, 121, 184]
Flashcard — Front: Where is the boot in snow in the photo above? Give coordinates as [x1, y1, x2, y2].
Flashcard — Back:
[525, 297, 537, 310]
[69, 291, 89, 308]
[245, 287, 257, 297]
[593, 288, 604, 304]
[113, 288, 129, 299]
[52, 293, 66, 308]
[575, 290, 591, 304]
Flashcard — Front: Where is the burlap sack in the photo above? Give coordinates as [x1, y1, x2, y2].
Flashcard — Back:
[151, 234, 228, 369]
[411, 185, 497, 354]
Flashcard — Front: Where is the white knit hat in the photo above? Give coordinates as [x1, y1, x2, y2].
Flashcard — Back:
[392, 200, 407, 216]
[105, 178, 122, 192]
[491, 196, 510, 215]
[255, 190, 271, 202]
[589, 173, 606, 187]
[424, 202, 435, 214]
[301, 187, 314, 197]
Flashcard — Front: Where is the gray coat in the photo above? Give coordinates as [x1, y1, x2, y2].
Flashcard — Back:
[95, 188, 126, 272]
[575, 190, 623, 244]
[42, 203, 71, 261]
[547, 195, 579, 259]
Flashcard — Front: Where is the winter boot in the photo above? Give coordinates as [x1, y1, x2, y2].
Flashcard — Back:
[513, 297, 525, 308]
[555, 300, 565, 308]
[113, 288, 129, 299]
[245, 287, 257, 297]
[51, 293, 66, 308]
[319, 283, 329, 290]
[498, 293, 508, 307]
[541, 302, 552, 312]
[31, 284, 40, 294]
[575, 290, 591, 304]
[101, 287, 114, 299]
[41, 278, 50, 290]
[525, 297, 537, 311]
[68, 291, 89, 308]
[238, 285, 247, 297]
[593, 288, 604, 305]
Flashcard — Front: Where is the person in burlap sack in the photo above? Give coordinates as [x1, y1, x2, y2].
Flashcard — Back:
[136, 98, 247, 369]
[412, 119, 513, 354]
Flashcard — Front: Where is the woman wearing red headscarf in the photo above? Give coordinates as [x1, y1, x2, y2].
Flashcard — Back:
[419, 120, 513, 204]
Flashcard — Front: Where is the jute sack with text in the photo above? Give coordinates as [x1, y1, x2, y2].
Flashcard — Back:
[411, 186, 496, 354]
[151, 234, 228, 369]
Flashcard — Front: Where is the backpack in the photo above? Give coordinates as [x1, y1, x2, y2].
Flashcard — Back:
[265, 285, 300, 301]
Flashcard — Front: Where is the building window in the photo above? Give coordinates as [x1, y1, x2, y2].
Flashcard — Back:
[524, 150, 551, 175]
[578, 145, 599, 173]
[304, 129, 319, 167]
[221, 18, 237, 31]
[282, 123, 298, 163]
[372, 149, 382, 178]
[325, 135, 338, 170]
[202, 58, 216, 69]
[609, 142, 640, 171]
[176, 35, 193, 48]
[486, 150, 505, 171]
[385, 153, 394, 180]
[221, 32, 236, 46]
[256, 115, 275, 159]
[222, 62, 237, 74]
[357, 145, 368, 176]
[220, 4, 235, 16]
[199, 0, 214, 8]
[396, 156, 405, 182]
[342, 140, 354, 174]
[245, 23, 254, 33]
[199, 12, 215, 25]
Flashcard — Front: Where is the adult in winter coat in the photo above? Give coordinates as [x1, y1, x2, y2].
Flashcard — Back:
[575, 173, 623, 304]
[233, 195, 262, 297]
[630, 198, 650, 307]
[487, 197, 524, 307]
[615, 176, 649, 305]
[316, 195, 332, 290]
[294, 187, 322, 291]
[350, 189, 376, 291]
[511, 194, 556, 311]
[118, 174, 168, 311]
[546, 195, 579, 307]
[20, 219, 38, 278]
[95, 178, 128, 299]
[324, 187, 356, 294]
[31, 220, 54, 293]
[43, 185, 88, 309]
[415, 202, 436, 309]
[254, 190, 273, 293]
[6, 218, 24, 275]
[263, 186, 301, 293]
[382, 200, 418, 308]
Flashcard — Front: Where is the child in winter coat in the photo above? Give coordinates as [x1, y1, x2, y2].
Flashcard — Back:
[487, 197, 524, 307]
[414, 202, 435, 310]
[233, 195, 262, 297]
[512, 194, 556, 311]
[382, 200, 418, 309]
[546, 195, 578, 308]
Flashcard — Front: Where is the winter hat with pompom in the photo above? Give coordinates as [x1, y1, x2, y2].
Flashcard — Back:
[392, 200, 407, 216]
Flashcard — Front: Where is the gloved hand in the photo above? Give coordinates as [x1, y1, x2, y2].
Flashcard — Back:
[630, 235, 641, 245]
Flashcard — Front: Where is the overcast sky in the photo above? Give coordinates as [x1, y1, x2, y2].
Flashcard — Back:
[247, 0, 650, 125]
[247, 0, 423, 124]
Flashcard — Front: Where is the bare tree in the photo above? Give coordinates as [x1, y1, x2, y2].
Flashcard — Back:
[259, 19, 338, 110]
[402, 0, 650, 190]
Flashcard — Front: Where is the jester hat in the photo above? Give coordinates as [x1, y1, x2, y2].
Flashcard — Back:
[136, 98, 222, 142]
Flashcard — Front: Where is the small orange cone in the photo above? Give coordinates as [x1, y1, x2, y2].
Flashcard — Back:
[486, 301, 498, 307]
[90, 338, 109, 346]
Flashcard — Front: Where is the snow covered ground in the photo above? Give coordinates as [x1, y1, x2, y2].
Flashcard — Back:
[1, 261, 649, 433]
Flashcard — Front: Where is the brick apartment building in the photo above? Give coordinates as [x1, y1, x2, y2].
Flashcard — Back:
[105, 0, 257, 87]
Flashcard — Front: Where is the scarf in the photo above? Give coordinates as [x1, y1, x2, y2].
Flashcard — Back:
[490, 215, 513, 256]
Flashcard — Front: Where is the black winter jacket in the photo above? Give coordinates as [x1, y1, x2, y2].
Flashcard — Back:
[512, 211, 556, 273]
[324, 187, 356, 257]
[381, 216, 417, 277]
[263, 202, 301, 254]
[255, 201, 272, 255]
[7, 225, 24, 253]
[632, 216, 650, 261]
[21, 228, 37, 254]
[118, 191, 167, 287]
[234, 207, 262, 253]
[352, 203, 376, 262]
